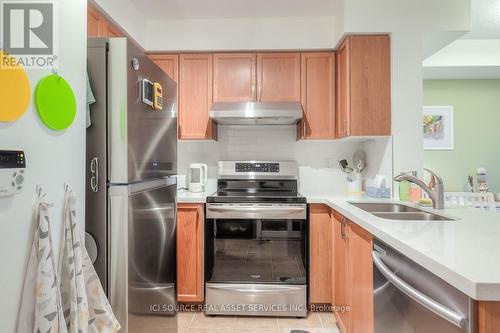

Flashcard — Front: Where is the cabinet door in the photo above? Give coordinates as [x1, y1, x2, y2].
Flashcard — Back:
[309, 204, 333, 303]
[479, 301, 500, 333]
[87, 5, 104, 37]
[149, 54, 179, 83]
[347, 222, 374, 333]
[301, 52, 336, 139]
[332, 211, 349, 333]
[349, 35, 391, 136]
[104, 21, 122, 37]
[257, 53, 301, 102]
[336, 39, 350, 138]
[213, 53, 256, 102]
[179, 54, 215, 139]
[177, 203, 204, 302]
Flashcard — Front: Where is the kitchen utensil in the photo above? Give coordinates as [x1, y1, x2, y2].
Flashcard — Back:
[188, 163, 208, 192]
[347, 172, 362, 193]
[0, 51, 31, 122]
[339, 159, 353, 173]
[353, 150, 367, 173]
[35, 74, 76, 130]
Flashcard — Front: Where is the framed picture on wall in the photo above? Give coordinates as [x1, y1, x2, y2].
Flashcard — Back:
[423, 105, 454, 150]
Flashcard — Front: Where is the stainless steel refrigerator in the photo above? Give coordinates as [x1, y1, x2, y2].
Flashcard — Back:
[86, 38, 177, 332]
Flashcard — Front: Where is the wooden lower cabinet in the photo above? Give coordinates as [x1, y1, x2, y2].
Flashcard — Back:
[347, 222, 374, 333]
[330, 208, 373, 333]
[309, 204, 333, 304]
[479, 301, 500, 333]
[332, 211, 349, 332]
[176, 203, 204, 302]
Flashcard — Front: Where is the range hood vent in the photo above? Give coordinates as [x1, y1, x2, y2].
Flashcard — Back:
[209, 102, 303, 125]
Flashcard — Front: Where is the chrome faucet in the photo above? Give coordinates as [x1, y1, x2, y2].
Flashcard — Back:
[394, 168, 445, 209]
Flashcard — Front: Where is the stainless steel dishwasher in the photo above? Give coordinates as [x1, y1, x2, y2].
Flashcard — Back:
[373, 239, 477, 333]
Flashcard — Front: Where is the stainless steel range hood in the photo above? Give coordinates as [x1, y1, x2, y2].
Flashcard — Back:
[209, 102, 303, 125]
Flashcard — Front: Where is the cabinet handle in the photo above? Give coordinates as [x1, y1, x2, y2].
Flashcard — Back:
[258, 85, 262, 101]
[341, 216, 348, 240]
[196, 205, 202, 224]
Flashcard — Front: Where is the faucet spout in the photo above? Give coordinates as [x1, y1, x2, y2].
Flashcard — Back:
[394, 170, 445, 209]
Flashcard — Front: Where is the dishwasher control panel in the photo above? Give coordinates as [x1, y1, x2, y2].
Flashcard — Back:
[0, 150, 26, 197]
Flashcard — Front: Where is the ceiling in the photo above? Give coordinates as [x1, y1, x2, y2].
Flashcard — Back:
[465, 0, 500, 38]
[130, 0, 336, 19]
[423, 0, 500, 78]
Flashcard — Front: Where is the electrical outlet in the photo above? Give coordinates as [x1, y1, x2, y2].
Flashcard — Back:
[324, 157, 335, 168]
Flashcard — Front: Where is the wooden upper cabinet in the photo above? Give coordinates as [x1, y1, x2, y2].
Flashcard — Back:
[87, 5, 123, 38]
[257, 53, 301, 102]
[104, 21, 122, 37]
[300, 52, 336, 139]
[347, 222, 374, 333]
[336, 40, 350, 138]
[149, 54, 179, 83]
[87, 5, 103, 37]
[332, 211, 349, 333]
[179, 54, 216, 140]
[336, 35, 391, 137]
[309, 204, 333, 304]
[213, 53, 256, 102]
[177, 203, 204, 302]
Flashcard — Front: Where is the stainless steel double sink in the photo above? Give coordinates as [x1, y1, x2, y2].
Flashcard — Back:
[349, 202, 455, 221]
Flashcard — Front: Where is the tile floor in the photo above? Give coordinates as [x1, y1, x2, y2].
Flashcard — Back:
[178, 311, 341, 333]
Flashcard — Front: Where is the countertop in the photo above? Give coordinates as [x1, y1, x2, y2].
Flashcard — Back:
[177, 189, 500, 301]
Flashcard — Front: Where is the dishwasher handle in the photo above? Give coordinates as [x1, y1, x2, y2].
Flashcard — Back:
[372, 251, 467, 329]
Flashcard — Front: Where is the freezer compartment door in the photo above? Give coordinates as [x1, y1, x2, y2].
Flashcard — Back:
[109, 177, 177, 330]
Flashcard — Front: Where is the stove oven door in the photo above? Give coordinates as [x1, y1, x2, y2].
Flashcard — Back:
[205, 203, 307, 284]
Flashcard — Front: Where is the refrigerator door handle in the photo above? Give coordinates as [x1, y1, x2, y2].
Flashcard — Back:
[90, 157, 99, 193]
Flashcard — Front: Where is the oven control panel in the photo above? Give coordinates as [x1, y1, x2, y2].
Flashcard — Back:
[235, 162, 279, 173]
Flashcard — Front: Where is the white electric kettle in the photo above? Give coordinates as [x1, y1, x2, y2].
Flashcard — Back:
[188, 163, 208, 193]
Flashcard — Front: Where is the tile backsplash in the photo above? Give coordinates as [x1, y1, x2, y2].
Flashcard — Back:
[178, 125, 392, 193]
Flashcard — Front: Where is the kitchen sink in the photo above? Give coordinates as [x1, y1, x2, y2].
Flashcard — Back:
[349, 202, 455, 221]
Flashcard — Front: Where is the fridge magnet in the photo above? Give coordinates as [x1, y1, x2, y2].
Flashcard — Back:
[423, 106, 454, 150]
[35, 74, 76, 130]
[0, 50, 31, 122]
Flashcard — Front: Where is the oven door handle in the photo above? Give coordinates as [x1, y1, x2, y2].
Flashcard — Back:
[372, 251, 467, 329]
[208, 285, 304, 294]
[207, 206, 305, 212]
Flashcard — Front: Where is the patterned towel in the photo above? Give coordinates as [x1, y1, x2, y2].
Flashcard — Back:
[17, 200, 68, 333]
[59, 192, 120, 333]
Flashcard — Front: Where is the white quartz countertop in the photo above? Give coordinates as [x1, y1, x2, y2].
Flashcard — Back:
[305, 191, 500, 302]
[177, 189, 500, 301]
[177, 188, 215, 203]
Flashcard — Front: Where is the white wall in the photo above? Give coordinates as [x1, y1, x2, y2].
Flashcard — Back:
[144, 16, 337, 51]
[0, 0, 87, 331]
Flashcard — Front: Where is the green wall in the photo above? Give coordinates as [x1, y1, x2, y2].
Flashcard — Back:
[423, 79, 500, 192]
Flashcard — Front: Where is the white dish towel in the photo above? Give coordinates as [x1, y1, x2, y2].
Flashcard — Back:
[17, 199, 68, 333]
[59, 191, 120, 333]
